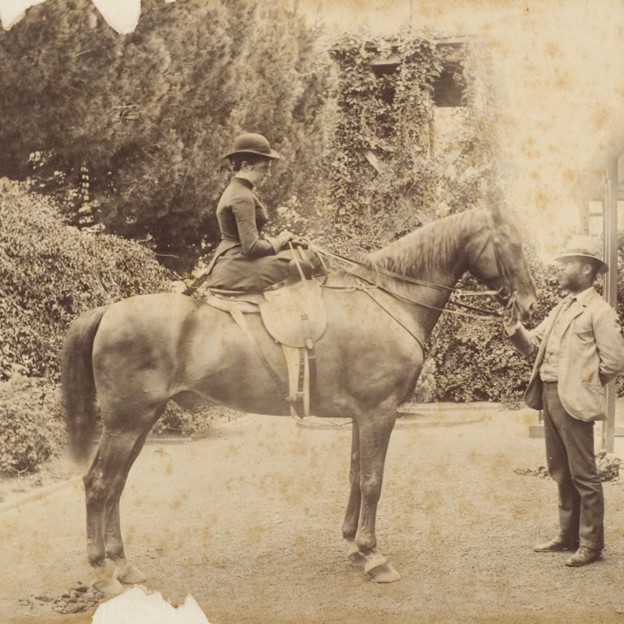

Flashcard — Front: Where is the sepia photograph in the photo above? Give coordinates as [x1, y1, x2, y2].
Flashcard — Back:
[2, 0, 624, 622]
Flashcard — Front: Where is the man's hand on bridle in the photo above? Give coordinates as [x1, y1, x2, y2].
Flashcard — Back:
[501, 301, 520, 335]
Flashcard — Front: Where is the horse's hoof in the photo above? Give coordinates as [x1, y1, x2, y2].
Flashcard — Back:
[347, 542, 366, 564]
[367, 561, 401, 583]
[116, 562, 147, 585]
[93, 576, 126, 595]
[92, 560, 127, 594]
[363, 551, 387, 575]
[364, 553, 401, 583]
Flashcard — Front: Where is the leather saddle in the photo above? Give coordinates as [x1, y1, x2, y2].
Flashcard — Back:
[203, 278, 327, 417]
[260, 279, 327, 348]
[203, 279, 327, 346]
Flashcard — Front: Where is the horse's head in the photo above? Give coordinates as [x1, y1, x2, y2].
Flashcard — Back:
[466, 206, 537, 322]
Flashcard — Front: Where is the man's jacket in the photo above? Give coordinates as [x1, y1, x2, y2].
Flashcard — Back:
[509, 288, 624, 421]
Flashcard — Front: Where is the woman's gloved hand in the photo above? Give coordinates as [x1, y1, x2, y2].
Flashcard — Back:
[289, 236, 308, 249]
[275, 230, 294, 249]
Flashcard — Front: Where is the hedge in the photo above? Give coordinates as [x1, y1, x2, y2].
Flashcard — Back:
[0, 178, 174, 381]
[0, 374, 64, 476]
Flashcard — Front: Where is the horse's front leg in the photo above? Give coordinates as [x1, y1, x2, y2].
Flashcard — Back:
[343, 419, 364, 562]
[353, 411, 401, 583]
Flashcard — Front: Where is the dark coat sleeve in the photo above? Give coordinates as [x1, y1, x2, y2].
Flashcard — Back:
[229, 194, 277, 259]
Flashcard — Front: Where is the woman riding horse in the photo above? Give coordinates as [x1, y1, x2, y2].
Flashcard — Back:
[204, 133, 316, 291]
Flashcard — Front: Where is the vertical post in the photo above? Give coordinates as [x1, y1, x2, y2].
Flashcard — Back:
[602, 161, 618, 452]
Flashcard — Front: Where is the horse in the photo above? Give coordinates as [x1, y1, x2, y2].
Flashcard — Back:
[61, 205, 536, 593]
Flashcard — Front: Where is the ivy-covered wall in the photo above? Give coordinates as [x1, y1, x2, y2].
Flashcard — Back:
[320, 34, 501, 258]
[322, 36, 440, 254]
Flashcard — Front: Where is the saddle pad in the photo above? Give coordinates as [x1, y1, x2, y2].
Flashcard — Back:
[204, 293, 260, 315]
[205, 290, 265, 307]
[260, 280, 327, 348]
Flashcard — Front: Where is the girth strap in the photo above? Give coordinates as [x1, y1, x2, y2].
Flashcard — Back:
[302, 313, 318, 414]
[282, 346, 311, 417]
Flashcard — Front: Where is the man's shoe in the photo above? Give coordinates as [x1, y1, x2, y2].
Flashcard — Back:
[565, 546, 602, 567]
[533, 537, 579, 553]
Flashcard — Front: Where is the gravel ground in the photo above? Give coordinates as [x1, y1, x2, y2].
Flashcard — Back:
[3, 405, 624, 624]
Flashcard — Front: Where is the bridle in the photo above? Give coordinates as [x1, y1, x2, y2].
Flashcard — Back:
[308, 215, 518, 322]
[449, 212, 517, 317]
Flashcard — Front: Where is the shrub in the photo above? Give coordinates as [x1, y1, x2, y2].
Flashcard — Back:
[0, 178, 174, 381]
[0, 374, 64, 476]
[153, 401, 243, 439]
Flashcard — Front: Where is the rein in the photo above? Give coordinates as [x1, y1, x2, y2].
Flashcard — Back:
[309, 245, 510, 321]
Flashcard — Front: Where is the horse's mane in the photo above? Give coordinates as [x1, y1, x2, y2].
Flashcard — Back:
[366, 210, 478, 277]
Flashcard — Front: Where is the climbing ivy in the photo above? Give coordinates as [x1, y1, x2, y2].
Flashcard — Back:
[320, 33, 503, 261]
[320, 35, 440, 253]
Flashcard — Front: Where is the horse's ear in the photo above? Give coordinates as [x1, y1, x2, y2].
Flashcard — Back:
[490, 204, 505, 223]
[488, 203, 505, 226]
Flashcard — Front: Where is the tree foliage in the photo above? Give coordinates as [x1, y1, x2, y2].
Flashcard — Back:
[0, 0, 333, 272]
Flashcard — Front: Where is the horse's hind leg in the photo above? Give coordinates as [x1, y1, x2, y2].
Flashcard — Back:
[84, 415, 156, 593]
[103, 422, 156, 586]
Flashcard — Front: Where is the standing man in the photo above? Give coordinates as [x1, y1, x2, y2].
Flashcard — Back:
[504, 235, 624, 567]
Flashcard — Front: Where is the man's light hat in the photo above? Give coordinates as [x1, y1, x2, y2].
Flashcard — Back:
[555, 235, 608, 274]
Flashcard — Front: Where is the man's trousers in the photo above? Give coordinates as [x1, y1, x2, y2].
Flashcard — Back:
[542, 381, 604, 550]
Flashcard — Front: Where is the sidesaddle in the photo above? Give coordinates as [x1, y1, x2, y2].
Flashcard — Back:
[204, 274, 328, 418]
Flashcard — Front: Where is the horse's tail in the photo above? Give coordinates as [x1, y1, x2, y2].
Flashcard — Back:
[61, 305, 108, 464]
